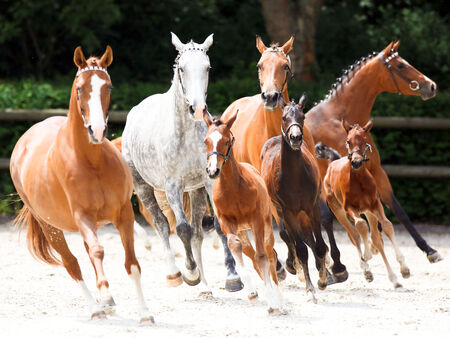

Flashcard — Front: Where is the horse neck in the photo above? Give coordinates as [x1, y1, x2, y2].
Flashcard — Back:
[64, 80, 103, 166]
[262, 85, 289, 136]
[217, 149, 243, 192]
[329, 59, 386, 124]
[169, 71, 195, 132]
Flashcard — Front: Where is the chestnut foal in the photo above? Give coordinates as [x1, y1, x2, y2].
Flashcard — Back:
[320, 121, 410, 289]
[203, 110, 282, 314]
[261, 95, 328, 303]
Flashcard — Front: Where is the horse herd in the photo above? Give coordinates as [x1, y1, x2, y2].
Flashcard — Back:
[9, 33, 442, 324]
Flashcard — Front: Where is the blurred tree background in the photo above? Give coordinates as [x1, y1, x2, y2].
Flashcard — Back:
[0, 0, 449, 223]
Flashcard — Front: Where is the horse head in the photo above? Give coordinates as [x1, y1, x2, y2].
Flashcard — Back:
[378, 41, 436, 100]
[172, 32, 213, 121]
[256, 36, 293, 111]
[74, 46, 113, 144]
[281, 93, 306, 151]
[203, 110, 238, 179]
[342, 120, 373, 170]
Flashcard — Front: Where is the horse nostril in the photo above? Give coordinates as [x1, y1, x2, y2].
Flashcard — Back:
[88, 125, 94, 137]
[272, 92, 279, 102]
[189, 106, 195, 115]
[431, 83, 436, 92]
[261, 92, 266, 100]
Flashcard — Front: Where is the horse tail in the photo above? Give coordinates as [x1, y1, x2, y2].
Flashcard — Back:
[14, 206, 62, 266]
[315, 142, 341, 162]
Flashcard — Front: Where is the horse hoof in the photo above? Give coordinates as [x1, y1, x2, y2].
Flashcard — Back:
[394, 282, 403, 290]
[277, 266, 287, 281]
[427, 251, 443, 263]
[166, 272, 183, 287]
[268, 307, 280, 315]
[248, 291, 259, 301]
[364, 271, 374, 283]
[332, 269, 349, 283]
[401, 267, 411, 279]
[91, 310, 107, 320]
[99, 296, 116, 315]
[140, 315, 155, 325]
[317, 280, 327, 291]
[183, 272, 201, 286]
[225, 277, 244, 292]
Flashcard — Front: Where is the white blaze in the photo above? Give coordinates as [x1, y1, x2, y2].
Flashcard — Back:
[208, 130, 222, 173]
[88, 74, 106, 141]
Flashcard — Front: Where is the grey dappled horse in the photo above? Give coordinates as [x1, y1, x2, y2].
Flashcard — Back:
[122, 33, 242, 292]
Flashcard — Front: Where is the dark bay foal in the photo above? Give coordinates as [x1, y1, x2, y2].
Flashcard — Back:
[319, 121, 410, 289]
[203, 110, 282, 314]
[261, 95, 328, 303]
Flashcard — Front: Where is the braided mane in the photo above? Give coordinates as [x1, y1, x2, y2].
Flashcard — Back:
[313, 51, 380, 106]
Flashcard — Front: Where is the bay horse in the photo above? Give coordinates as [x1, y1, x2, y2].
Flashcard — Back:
[203, 110, 282, 314]
[305, 41, 441, 263]
[320, 120, 410, 289]
[261, 95, 328, 303]
[122, 33, 242, 293]
[222, 36, 348, 283]
[10, 46, 153, 323]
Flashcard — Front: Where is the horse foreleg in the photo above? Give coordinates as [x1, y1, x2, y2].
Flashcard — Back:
[310, 206, 330, 290]
[320, 198, 348, 282]
[372, 166, 441, 263]
[205, 182, 243, 292]
[131, 164, 181, 287]
[75, 212, 114, 315]
[365, 211, 402, 289]
[189, 188, 210, 294]
[39, 222, 104, 319]
[114, 202, 154, 324]
[165, 181, 199, 286]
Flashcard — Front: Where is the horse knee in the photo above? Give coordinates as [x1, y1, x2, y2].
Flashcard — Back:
[176, 221, 192, 242]
[89, 244, 105, 260]
[228, 235, 242, 253]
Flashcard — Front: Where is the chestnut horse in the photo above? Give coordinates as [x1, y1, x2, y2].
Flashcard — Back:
[203, 110, 282, 314]
[10, 47, 153, 323]
[320, 121, 410, 289]
[222, 36, 347, 282]
[305, 41, 441, 263]
[261, 95, 328, 303]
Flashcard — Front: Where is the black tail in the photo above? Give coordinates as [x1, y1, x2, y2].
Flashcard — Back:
[315, 142, 341, 162]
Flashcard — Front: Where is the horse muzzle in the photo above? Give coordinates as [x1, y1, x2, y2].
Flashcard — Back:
[419, 80, 437, 101]
[351, 160, 363, 170]
[289, 134, 303, 151]
[88, 124, 107, 144]
[206, 167, 220, 179]
[261, 91, 281, 111]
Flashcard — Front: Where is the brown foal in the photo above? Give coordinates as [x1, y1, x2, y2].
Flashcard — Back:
[10, 47, 153, 323]
[261, 95, 329, 303]
[203, 110, 282, 314]
[321, 120, 410, 289]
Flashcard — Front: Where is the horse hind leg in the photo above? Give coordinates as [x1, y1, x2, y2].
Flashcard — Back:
[373, 166, 441, 263]
[165, 181, 200, 286]
[114, 202, 154, 324]
[310, 207, 330, 290]
[293, 231, 317, 304]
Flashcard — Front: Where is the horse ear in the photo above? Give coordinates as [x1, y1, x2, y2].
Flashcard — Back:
[298, 93, 307, 109]
[74, 46, 87, 68]
[202, 33, 214, 52]
[99, 45, 113, 68]
[363, 119, 373, 133]
[203, 109, 213, 127]
[281, 36, 294, 55]
[341, 119, 352, 133]
[382, 41, 395, 57]
[393, 40, 400, 52]
[226, 110, 238, 129]
[171, 32, 184, 52]
[256, 36, 267, 54]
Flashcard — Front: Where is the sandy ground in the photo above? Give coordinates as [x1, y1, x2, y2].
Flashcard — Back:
[0, 218, 449, 338]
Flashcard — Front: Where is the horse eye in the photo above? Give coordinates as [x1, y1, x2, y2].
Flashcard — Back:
[397, 63, 405, 69]
[284, 65, 290, 71]
[257, 65, 262, 71]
